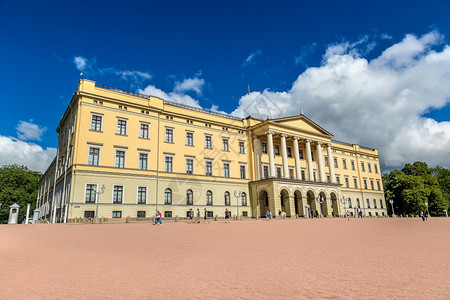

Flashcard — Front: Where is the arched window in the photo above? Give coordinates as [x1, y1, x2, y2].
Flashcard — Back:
[241, 192, 247, 206]
[206, 190, 213, 205]
[224, 192, 230, 206]
[186, 189, 193, 205]
[348, 198, 352, 208]
[164, 188, 172, 204]
[356, 198, 360, 207]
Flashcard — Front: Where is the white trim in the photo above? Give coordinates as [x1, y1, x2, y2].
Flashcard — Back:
[137, 151, 148, 170]
[115, 149, 126, 168]
[116, 117, 128, 135]
[87, 146, 101, 166]
[90, 113, 103, 132]
[139, 121, 150, 139]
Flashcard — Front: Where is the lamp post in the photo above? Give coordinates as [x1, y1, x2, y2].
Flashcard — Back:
[425, 201, 430, 217]
[316, 195, 324, 217]
[389, 199, 395, 217]
[339, 196, 347, 218]
[95, 185, 106, 220]
[234, 191, 242, 219]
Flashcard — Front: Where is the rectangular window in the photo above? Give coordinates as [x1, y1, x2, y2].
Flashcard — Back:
[327, 174, 330, 183]
[374, 164, 379, 173]
[85, 184, 97, 203]
[324, 156, 328, 166]
[140, 123, 149, 139]
[353, 178, 358, 189]
[301, 170, 306, 181]
[345, 177, 349, 188]
[164, 211, 172, 218]
[88, 147, 100, 166]
[313, 171, 316, 181]
[113, 186, 123, 204]
[165, 128, 173, 143]
[351, 160, 356, 170]
[223, 163, 230, 178]
[343, 159, 347, 169]
[137, 187, 147, 204]
[374, 199, 377, 209]
[240, 165, 246, 179]
[377, 180, 381, 190]
[112, 211, 122, 218]
[205, 161, 213, 176]
[90, 115, 102, 131]
[370, 179, 374, 190]
[165, 156, 173, 173]
[115, 150, 125, 168]
[262, 142, 267, 154]
[137, 211, 146, 218]
[84, 211, 95, 218]
[186, 131, 193, 146]
[311, 151, 314, 161]
[274, 145, 280, 155]
[299, 149, 304, 159]
[289, 168, 294, 179]
[239, 141, 245, 154]
[186, 158, 193, 174]
[222, 138, 229, 151]
[364, 179, 368, 189]
[263, 166, 269, 179]
[367, 199, 371, 209]
[138, 153, 148, 170]
[207, 211, 214, 218]
[205, 135, 212, 149]
[336, 175, 341, 185]
[361, 162, 365, 172]
[242, 211, 248, 217]
[380, 199, 384, 209]
[276, 167, 282, 178]
[287, 147, 292, 158]
[368, 163, 372, 173]
[116, 119, 127, 135]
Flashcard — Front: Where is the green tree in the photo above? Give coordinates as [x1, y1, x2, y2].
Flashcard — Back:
[431, 166, 450, 211]
[0, 164, 41, 224]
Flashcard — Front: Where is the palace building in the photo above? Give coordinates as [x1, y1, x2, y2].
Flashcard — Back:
[37, 79, 387, 222]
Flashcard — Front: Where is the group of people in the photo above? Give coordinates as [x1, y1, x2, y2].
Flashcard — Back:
[187, 208, 212, 224]
[420, 210, 429, 221]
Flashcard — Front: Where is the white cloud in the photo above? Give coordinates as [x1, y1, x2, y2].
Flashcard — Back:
[242, 49, 263, 67]
[74, 56, 87, 71]
[138, 85, 202, 108]
[173, 77, 205, 95]
[0, 136, 56, 173]
[232, 31, 450, 171]
[16, 120, 47, 141]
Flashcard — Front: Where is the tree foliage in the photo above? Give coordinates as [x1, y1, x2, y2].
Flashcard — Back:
[383, 162, 449, 216]
[0, 164, 41, 224]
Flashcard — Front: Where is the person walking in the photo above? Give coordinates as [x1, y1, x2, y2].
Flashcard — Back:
[266, 210, 272, 221]
[188, 208, 194, 223]
[424, 210, 428, 221]
[346, 210, 350, 221]
[204, 208, 210, 223]
[196, 208, 201, 223]
[420, 210, 424, 221]
[154, 210, 162, 225]
[225, 209, 230, 223]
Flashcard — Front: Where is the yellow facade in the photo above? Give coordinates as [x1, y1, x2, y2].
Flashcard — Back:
[37, 79, 386, 222]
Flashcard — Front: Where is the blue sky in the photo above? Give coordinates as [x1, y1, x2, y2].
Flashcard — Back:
[1, 0, 450, 172]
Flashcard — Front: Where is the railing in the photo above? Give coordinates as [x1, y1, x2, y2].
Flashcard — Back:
[332, 139, 375, 150]
[95, 82, 149, 99]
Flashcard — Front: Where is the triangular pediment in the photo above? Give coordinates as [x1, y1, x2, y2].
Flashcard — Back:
[270, 114, 333, 137]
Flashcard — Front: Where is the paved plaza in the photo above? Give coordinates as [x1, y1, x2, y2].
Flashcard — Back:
[0, 218, 449, 299]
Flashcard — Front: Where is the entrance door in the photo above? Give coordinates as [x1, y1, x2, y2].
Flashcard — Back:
[305, 205, 311, 218]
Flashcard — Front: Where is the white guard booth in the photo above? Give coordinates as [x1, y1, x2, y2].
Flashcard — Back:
[8, 203, 20, 224]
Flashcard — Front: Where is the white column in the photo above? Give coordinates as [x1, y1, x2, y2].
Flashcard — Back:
[316, 142, 325, 182]
[280, 134, 289, 179]
[266, 131, 276, 178]
[293, 137, 301, 180]
[253, 137, 261, 180]
[25, 203, 31, 224]
[305, 139, 313, 181]
[327, 143, 336, 183]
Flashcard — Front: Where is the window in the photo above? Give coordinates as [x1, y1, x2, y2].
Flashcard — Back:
[165, 156, 173, 173]
[380, 199, 384, 209]
[138, 153, 148, 170]
[374, 164, 379, 173]
[186, 158, 193, 174]
[240, 165, 246, 179]
[353, 178, 358, 189]
[274, 145, 280, 155]
[112, 211, 122, 218]
[301, 170, 306, 180]
[364, 179, 368, 189]
[311, 151, 314, 161]
[223, 163, 230, 178]
[241, 192, 247, 206]
[299, 149, 304, 159]
[276, 167, 282, 178]
[115, 150, 125, 168]
[345, 177, 349, 188]
[342, 159, 347, 169]
[324, 156, 328, 166]
[164, 211, 172, 218]
[357, 199, 360, 208]
[263, 166, 269, 179]
[239, 141, 245, 154]
[137, 211, 146, 218]
[186, 189, 193, 205]
[222, 138, 229, 151]
[140, 123, 149, 139]
[85, 184, 97, 203]
[289, 168, 294, 179]
[206, 190, 213, 205]
[88, 147, 100, 166]
[262, 142, 267, 154]
[361, 162, 365, 172]
[287, 147, 292, 158]
[373, 199, 377, 209]
[165, 128, 173, 143]
[137, 187, 146, 204]
[164, 188, 172, 204]
[186, 131, 193, 146]
[205, 135, 212, 149]
[351, 160, 355, 170]
[370, 179, 374, 190]
[327, 174, 330, 183]
[367, 199, 371, 209]
[348, 199, 352, 208]
[336, 175, 340, 184]
[334, 157, 338, 168]
[368, 163, 372, 173]
[205, 161, 212, 176]
[377, 180, 381, 190]
[313, 171, 316, 181]
[116, 119, 127, 135]
[224, 191, 230, 206]
[113, 185, 123, 204]
[207, 211, 214, 218]
[242, 211, 248, 217]
[90, 114, 102, 131]
[84, 211, 95, 218]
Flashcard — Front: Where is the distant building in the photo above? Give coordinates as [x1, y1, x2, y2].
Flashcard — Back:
[37, 79, 386, 222]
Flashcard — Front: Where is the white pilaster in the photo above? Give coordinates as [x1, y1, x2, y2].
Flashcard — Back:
[316, 142, 325, 182]
[280, 134, 289, 179]
[266, 131, 276, 177]
[327, 143, 336, 183]
[253, 137, 261, 180]
[305, 139, 314, 181]
[293, 137, 301, 180]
